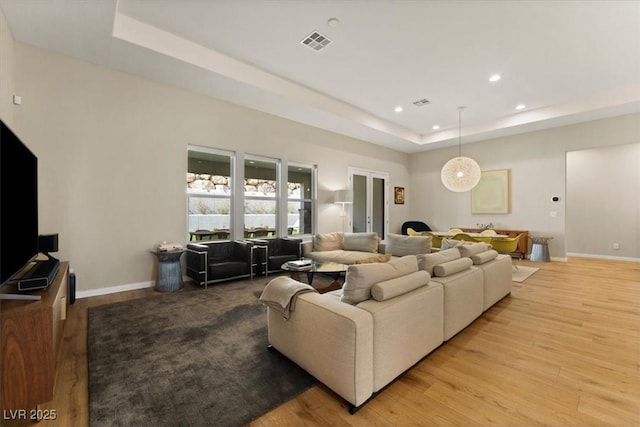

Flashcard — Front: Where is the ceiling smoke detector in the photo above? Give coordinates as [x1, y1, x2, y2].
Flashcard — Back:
[413, 99, 431, 107]
[301, 31, 332, 51]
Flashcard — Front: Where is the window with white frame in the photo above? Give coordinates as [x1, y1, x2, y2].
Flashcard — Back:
[243, 155, 278, 237]
[287, 163, 315, 235]
[186, 147, 316, 241]
[187, 147, 233, 241]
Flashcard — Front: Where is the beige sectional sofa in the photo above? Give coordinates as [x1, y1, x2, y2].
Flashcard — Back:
[302, 231, 432, 264]
[263, 242, 512, 412]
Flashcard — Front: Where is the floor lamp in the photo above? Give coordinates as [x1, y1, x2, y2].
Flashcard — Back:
[334, 190, 352, 232]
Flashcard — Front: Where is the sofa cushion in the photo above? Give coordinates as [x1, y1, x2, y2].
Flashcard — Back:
[313, 232, 343, 251]
[416, 248, 461, 275]
[370, 270, 430, 301]
[308, 250, 381, 265]
[355, 253, 393, 264]
[433, 257, 473, 277]
[457, 242, 492, 257]
[384, 233, 432, 256]
[341, 255, 418, 305]
[440, 239, 463, 250]
[343, 232, 379, 253]
[470, 249, 499, 265]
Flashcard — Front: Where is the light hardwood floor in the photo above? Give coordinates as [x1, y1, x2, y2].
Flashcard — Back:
[5, 257, 639, 426]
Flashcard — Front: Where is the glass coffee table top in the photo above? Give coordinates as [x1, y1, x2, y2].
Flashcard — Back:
[281, 260, 348, 293]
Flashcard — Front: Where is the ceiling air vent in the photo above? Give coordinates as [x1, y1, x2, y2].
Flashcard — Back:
[301, 31, 332, 51]
[413, 99, 431, 107]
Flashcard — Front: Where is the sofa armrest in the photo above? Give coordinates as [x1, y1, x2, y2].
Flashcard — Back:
[301, 240, 313, 257]
[267, 292, 374, 407]
[186, 245, 208, 285]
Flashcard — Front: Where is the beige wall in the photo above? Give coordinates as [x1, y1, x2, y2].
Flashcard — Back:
[409, 113, 640, 260]
[5, 40, 410, 292]
[566, 143, 640, 259]
[0, 9, 15, 125]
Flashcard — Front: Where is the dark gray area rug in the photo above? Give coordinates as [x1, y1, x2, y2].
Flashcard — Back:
[88, 276, 319, 427]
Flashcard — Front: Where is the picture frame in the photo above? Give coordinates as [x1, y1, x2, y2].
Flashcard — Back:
[394, 186, 405, 204]
[471, 169, 510, 214]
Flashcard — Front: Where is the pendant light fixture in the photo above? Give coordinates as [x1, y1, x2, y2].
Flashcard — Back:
[440, 107, 481, 192]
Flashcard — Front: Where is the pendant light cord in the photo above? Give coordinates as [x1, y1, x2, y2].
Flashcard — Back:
[457, 106, 464, 157]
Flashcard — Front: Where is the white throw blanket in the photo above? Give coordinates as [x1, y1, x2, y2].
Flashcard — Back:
[259, 276, 317, 319]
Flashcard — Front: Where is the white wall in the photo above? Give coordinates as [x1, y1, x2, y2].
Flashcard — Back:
[566, 143, 640, 260]
[409, 113, 640, 260]
[0, 9, 15, 125]
[4, 40, 410, 292]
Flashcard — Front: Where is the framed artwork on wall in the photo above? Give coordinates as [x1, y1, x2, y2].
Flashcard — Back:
[394, 187, 405, 204]
[471, 169, 510, 214]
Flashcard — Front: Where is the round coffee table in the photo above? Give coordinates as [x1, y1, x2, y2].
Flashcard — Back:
[281, 260, 348, 293]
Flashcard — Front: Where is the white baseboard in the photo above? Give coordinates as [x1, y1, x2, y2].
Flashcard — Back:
[76, 280, 154, 299]
[566, 252, 640, 263]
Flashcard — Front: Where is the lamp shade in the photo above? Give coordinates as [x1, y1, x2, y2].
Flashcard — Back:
[440, 156, 481, 192]
[334, 190, 352, 204]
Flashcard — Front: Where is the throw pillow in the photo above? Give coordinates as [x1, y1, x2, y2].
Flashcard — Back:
[370, 270, 430, 301]
[313, 232, 343, 251]
[457, 242, 492, 257]
[341, 255, 418, 305]
[343, 232, 379, 253]
[416, 248, 461, 275]
[355, 253, 393, 264]
[470, 249, 499, 265]
[432, 257, 473, 277]
[384, 233, 432, 256]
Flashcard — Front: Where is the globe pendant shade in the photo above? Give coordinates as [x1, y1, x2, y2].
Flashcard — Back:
[440, 156, 481, 192]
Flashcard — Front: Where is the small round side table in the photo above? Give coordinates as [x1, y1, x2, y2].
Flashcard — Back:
[529, 237, 553, 262]
[150, 249, 185, 292]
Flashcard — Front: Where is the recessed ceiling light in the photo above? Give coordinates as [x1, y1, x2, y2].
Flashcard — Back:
[515, 104, 526, 110]
[489, 74, 501, 82]
[327, 18, 340, 27]
[394, 106, 403, 113]
[432, 125, 440, 130]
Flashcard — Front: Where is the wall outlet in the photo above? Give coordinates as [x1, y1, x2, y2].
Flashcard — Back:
[613, 243, 620, 250]
[549, 211, 557, 217]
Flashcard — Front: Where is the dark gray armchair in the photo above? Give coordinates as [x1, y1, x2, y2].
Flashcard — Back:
[186, 240, 253, 287]
[248, 237, 302, 275]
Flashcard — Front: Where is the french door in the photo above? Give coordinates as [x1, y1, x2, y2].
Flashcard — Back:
[348, 167, 389, 239]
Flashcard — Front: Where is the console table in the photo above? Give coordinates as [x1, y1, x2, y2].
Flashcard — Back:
[458, 228, 529, 258]
[1, 261, 69, 412]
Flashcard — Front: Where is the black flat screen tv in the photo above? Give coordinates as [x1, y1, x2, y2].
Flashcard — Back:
[0, 119, 39, 287]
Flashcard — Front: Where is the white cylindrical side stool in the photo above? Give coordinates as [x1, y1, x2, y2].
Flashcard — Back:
[529, 237, 553, 262]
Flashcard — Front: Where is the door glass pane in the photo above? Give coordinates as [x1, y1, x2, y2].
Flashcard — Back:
[353, 174, 367, 233]
[187, 149, 232, 241]
[244, 157, 277, 237]
[372, 177, 385, 239]
[287, 164, 314, 235]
